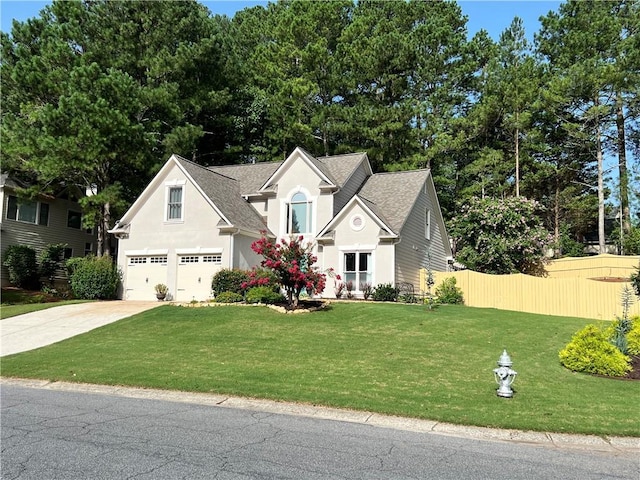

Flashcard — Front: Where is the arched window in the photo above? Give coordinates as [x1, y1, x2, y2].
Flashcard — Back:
[287, 192, 312, 234]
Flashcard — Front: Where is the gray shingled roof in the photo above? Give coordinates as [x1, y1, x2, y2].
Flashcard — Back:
[209, 162, 281, 196]
[316, 153, 368, 188]
[175, 156, 270, 234]
[357, 169, 430, 233]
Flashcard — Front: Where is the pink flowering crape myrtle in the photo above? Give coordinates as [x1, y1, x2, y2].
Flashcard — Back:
[250, 234, 326, 309]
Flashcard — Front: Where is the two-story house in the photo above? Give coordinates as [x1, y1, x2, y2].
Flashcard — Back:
[1, 173, 97, 287]
[110, 148, 452, 301]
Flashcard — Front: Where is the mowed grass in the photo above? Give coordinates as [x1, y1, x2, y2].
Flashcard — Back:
[2, 303, 638, 436]
[1, 301, 89, 319]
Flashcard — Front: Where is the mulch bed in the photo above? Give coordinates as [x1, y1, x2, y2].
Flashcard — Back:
[624, 355, 640, 380]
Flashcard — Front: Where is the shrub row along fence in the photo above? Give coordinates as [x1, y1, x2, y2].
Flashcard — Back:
[421, 255, 640, 320]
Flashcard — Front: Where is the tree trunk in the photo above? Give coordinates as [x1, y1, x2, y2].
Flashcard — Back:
[616, 91, 630, 236]
[103, 201, 111, 257]
[96, 201, 112, 257]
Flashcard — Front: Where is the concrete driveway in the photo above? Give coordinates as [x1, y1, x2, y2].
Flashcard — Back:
[0, 301, 159, 357]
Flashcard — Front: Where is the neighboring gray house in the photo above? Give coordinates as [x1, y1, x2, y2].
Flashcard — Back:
[1, 173, 97, 287]
[110, 147, 452, 301]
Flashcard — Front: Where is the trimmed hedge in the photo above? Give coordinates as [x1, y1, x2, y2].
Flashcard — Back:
[66, 256, 120, 300]
[211, 269, 249, 295]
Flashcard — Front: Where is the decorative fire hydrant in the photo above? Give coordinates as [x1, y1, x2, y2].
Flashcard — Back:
[493, 349, 517, 398]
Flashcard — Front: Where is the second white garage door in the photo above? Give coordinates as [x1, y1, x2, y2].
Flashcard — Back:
[175, 254, 223, 302]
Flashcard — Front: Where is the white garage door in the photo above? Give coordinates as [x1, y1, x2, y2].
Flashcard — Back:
[175, 254, 222, 302]
[124, 255, 168, 301]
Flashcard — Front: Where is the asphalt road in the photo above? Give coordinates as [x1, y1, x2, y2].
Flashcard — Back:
[1, 383, 638, 480]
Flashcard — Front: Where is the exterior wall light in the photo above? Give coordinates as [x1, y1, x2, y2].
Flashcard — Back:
[493, 349, 517, 398]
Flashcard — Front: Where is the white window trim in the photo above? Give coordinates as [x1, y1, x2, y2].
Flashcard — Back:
[350, 214, 365, 232]
[164, 180, 186, 223]
[281, 186, 316, 237]
[340, 249, 375, 293]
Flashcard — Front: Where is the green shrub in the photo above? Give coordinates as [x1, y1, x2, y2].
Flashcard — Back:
[559, 324, 631, 377]
[372, 283, 398, 302]
[67, 255, 120, 300]
[246, 268, 280, 292]
[626, 316, 640, 355]
[245, 286, 286, 304]
[211, 269, 249, 295]
[39, 243, 67, 284]
[214, 291, 244, 303]
[2, 245, 40, 289]
[435, 277, 464, 304]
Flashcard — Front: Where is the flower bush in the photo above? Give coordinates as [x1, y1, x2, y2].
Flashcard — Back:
[249, 234, 326, 309]
[450, 196, 552, 275]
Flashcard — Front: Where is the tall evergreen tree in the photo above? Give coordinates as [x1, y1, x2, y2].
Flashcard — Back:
[1, 0, 231, 254]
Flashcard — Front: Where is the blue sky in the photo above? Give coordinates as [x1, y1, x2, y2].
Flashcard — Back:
[1, 1, 562, 41]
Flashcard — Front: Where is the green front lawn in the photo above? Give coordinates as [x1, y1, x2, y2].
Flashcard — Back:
[1, 303, 638, 436]
[1, 301, 90, 319]
[1, 288, 90, 320]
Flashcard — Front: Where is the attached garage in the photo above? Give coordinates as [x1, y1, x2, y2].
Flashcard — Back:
[174, 252, 222, 302]
[123, 253, 168, 301]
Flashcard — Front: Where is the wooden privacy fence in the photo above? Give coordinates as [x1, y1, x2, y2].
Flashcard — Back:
[420, 255, 640, 320]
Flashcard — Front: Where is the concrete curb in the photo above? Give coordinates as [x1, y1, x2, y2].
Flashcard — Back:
[2, 377, 638, 457]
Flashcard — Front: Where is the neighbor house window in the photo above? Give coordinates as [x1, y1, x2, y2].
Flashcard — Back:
[167, 186, 183, 221]
[84, 243, 93, 256]
[287, 192, 311, 234]
[344, 252, 372, 289]
[68, 210, 82, 229]
[6, 195, 49, 225]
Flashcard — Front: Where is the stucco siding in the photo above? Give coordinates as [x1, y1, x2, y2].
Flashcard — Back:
[1, 194, 96, 287]
[320, 202, 395, 298]
[395, 183, 448, 290]
[232, 234, 263, 270]
[265, 155, 328, 239]
[116, 164, 230, 301]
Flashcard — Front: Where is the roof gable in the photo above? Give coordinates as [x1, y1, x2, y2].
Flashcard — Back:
[357, 170, 431, 233]
[317, 195, 396, 240]
[315, 152, 372, 187]
[114, 155, 269, 235]
[258, 147, 337, 193]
